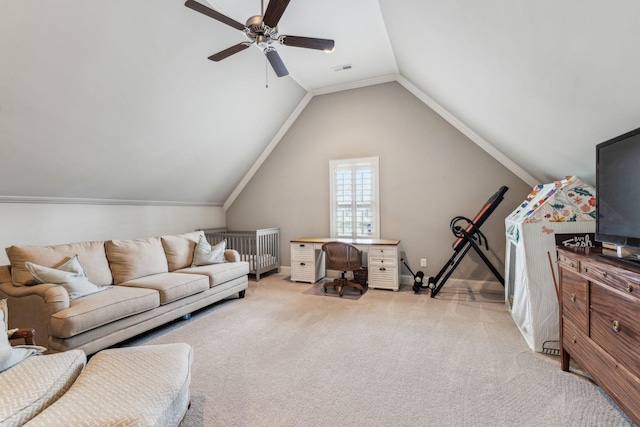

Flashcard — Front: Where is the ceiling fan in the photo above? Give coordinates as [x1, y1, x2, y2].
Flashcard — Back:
[185, 0, 335, 78]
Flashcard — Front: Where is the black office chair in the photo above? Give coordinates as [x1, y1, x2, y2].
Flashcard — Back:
[321, 241, 365, 297]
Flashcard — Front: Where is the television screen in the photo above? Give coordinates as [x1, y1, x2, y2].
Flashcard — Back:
[596, 127, 640, 249]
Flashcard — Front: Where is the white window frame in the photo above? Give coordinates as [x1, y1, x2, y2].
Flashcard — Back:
[329, 156, 380, 239]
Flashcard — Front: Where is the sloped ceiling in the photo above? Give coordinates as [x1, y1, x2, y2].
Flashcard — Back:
[1, 1, 639, 205]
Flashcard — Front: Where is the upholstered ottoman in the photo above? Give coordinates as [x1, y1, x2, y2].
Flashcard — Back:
[0, 350, 86, 427]
[25, 343, 193, 427]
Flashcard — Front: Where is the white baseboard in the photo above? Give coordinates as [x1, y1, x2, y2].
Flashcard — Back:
[278, 267, 501, 290]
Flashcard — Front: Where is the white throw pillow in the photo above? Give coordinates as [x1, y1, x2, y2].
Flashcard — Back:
[26, 257, 107, 300]
[191, 237, 227, 267]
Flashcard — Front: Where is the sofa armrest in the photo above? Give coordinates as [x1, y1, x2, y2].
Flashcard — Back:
[0, 265, 11, 283]
[0, 281, 70, 315]
[224, 249, 241, 263]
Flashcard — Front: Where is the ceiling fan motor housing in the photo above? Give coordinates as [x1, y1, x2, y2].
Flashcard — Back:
[245, 15, 280, 49]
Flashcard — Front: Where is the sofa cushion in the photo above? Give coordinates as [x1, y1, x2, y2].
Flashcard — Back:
[6, 241, 112, 287]
[105, 237, 169, 285]
[177, 261, 250, 288]
[0, 349, 86, 426]
[192, 236, 226, 267]
[160, 231, 205, 272]
[49, 286, 160, 339]
[118, 272, 209, 305]
[26, 259, 107, 301]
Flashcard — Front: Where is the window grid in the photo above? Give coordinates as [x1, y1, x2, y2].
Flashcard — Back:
[330, 158, 379, 239]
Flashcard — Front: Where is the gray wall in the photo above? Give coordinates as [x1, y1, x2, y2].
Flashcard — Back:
[226, 82, 533, 283]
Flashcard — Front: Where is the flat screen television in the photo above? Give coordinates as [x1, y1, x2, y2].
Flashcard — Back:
[596, 126, 640, 254]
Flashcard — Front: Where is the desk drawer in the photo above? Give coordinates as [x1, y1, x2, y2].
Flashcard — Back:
[291, 243, 315, 261]
[369, 247, 396, 258]
[369, 266, 398, 290]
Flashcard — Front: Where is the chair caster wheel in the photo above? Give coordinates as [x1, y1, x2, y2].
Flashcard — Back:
[339, 292, 343, 297]
[360, 290, 363, 294]
[324, 288, 327, 293]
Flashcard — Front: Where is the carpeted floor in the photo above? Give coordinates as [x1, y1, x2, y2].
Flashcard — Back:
[121, 275, 634, 427]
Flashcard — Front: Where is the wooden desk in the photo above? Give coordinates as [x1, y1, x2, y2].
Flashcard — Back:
[290, 237, 401, 291]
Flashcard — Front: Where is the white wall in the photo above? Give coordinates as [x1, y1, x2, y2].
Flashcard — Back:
[0, 202, 225, 265]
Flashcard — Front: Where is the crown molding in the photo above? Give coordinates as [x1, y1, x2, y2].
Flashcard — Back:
[0, 196, 221, 207]
[310, 74, 399, 96]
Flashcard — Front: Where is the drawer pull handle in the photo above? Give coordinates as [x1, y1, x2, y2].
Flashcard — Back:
[583, 267, 588, 273]
[300, 262, 306, 266]
[570, 262, 575, 268]
[612, 320, 621, 332]
[572, 337, 576, 344]
[627, 284, 634, 293]
[379, 267, 386, 271]
[570, 293, 576, 302]
[603, 272, 608, 278]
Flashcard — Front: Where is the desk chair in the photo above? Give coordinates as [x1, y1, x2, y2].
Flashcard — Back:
[322, 241, 365, 297]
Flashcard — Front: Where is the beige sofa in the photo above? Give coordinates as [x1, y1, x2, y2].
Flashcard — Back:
[0, 230, 249, 355]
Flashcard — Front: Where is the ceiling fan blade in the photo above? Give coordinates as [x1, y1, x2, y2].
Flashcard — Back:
[263, 0, 291, 28]
[185, 0, 246, 31]
[281, 35, 335, 52]
[265, 49, 289, 77]
[208, 43, 251, 62]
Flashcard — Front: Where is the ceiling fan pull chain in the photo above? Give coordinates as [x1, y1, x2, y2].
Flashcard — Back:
[265, 56, 269, 88]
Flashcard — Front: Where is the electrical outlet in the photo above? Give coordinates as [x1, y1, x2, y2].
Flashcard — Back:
[420, 258, 427, 267]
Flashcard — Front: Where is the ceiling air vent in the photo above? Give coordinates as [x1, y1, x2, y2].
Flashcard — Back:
[332, 64, 353, 72]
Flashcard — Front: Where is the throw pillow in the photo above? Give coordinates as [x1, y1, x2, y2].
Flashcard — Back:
[26, 258, 107, 301]
[51, 254, 86, 276]
[192, 237, 227, 267]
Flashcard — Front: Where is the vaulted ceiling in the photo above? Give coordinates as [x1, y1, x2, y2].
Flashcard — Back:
[2, 1, 639, 205]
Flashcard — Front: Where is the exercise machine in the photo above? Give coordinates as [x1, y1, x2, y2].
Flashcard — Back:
[416, 186, 509, 298]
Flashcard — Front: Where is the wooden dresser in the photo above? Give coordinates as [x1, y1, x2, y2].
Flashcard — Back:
[558, 247, 640, 424]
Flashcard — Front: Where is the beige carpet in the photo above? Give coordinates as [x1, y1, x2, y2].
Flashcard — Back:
[121, 275, 634, 427]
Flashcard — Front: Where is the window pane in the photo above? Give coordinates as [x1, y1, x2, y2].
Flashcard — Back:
[330, 157, 379, 239]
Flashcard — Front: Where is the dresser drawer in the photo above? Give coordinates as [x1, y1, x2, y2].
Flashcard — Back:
[564, 316, 640, 421]
[561, 269, 589, 334]
[562, 318, 589, 362]
[581, 259, 640, 296]
[558, 251, 580, 271]
[590, 282, 640, 379]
